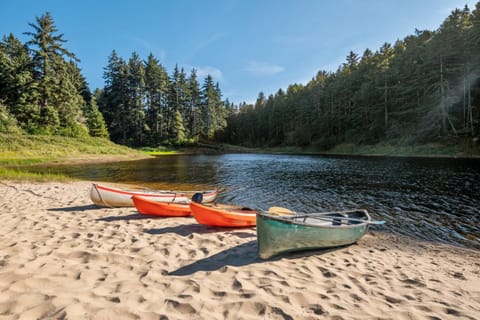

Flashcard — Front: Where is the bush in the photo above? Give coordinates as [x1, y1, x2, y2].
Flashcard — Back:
[0, 103, 21, 134]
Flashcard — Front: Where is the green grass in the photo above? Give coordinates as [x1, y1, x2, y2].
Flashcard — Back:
[253, 139, 480, 158]
[327, 142, 480, 158]
[0, 134, 144, 163]
[2, 133, 478, 181]
[0, 133, 147, 180]
[0, 167, 70, 182]
[138, 146, 180, 156]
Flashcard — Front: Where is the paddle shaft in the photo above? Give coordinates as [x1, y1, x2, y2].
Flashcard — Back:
[283, 212, 385, 225]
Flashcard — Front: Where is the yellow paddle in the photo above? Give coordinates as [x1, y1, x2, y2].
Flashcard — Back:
[268, 206, 294, 215]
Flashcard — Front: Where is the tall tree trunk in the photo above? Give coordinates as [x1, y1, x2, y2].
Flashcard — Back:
[440, 57, 447, 135]
[463, 69, 467, 129]
[384, 76, 388, 129]
[467, 64, 474, 136]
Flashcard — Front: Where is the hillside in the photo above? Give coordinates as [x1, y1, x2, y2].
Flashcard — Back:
[0, 134, 150, 180]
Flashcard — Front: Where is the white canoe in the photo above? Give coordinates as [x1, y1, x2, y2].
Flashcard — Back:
[90, 183, 217, 207]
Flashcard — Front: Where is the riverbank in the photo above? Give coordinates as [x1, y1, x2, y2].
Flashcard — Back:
[0, 180, 478, 319]
[145, 141, 480, 159]
[0, 133, 152, 180]
[262, 142, 480, 159]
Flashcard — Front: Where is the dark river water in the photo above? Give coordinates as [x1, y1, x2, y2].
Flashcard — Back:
[25, 153, 480, 249]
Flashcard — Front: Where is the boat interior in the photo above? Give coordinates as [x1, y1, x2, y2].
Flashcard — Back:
[287, 211, 368, 226]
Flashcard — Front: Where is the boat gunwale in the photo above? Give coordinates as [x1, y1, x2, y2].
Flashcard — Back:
[131, 195, 191, 206]
[94, 183, 217, 198]
[256, 209, 371, 229]
[190, 202, 257, 217]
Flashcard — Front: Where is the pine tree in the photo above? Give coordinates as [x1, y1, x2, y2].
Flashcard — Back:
[201, 75, 226, 139]
[127, 51, 145, 146]
[85, 95, 109, 138]
[172, 110, 186, 143]
[144, 53, 169, 144]
[100, 50, 129, 144]
[167, 65, 189, 141]
[0, 33, 40, 132]
[24, 12, 84, 135]
[187, 69, 201, 140]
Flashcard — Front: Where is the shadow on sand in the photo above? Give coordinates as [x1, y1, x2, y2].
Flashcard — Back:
[48, 204, 100, 212]
[169, 241, 348, 276]
[169, 241, 260, 275]
[95, 212, 165, 221]
[145, 224, 256, 238]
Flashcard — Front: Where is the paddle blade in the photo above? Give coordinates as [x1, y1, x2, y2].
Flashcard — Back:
[368, 220, 386, 225]
[268, 206, 294, 215]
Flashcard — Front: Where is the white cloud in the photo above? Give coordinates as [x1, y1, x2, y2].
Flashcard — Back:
[194, 66, 223, 79]
[245, 60, 285, 76]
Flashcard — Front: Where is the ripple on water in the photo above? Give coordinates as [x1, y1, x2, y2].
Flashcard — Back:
[25, 154, 480, 249]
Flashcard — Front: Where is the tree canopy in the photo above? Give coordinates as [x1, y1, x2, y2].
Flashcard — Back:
[0, 12, 108, 137]
[98, 53, 229, 147]
[218, 3, 480, 149]
[1, 5, 479, 152]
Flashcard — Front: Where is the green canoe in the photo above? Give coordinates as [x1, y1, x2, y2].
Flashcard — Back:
[256, 209, 374, 259]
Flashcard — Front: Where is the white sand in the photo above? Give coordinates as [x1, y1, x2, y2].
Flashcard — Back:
[0, 181, 479, 319]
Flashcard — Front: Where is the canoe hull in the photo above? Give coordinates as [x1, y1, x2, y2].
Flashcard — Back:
[90, 183, 217, 207]
[132, 196, 191, 217]
[190, 202, 257, 227]
[256, 211, 370, 259]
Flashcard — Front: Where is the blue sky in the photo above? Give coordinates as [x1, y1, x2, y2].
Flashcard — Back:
[0, 0, 477, 104]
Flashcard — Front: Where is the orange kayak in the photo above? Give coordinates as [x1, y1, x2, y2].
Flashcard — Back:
[132, 195, 191, 217]
[190, 201, 257, 227]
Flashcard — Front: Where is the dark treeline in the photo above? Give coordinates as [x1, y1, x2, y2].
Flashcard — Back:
[2, 6, 480, 151]
[218, 4, 480, 149]
[97, 52, 230, 147]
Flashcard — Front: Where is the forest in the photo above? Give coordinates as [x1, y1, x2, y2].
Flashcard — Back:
[1, 4, 480, 151]
[0, 12, 230, 147]
[219, 3, 480, 149]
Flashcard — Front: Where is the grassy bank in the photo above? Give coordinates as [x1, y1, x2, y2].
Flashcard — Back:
[263, 140, 480, 158]
[2, 133, 479, 181]
[0, 133, 148, 180]
[324, 141, 480, 158]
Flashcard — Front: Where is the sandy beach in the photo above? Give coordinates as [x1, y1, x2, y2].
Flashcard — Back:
[0, 180, 478, 319]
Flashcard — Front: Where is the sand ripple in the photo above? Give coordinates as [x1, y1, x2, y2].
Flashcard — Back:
[0, 181, 479, 319]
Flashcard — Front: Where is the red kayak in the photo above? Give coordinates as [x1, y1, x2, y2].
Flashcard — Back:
[132, 195, 191, 217]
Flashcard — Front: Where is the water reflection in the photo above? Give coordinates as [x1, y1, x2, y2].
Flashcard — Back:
[23, 154, 480, 249]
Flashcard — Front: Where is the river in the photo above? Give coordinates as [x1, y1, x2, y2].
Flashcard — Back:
[26, 153, 480, 249]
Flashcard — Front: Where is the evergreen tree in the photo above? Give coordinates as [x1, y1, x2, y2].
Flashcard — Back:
[100, 50, 129, 144]
[200, 75, 226, 139]
[172, 110, 186, 143]
[167, 65, 189, 141]
[24, 12, 85, 135]
[0, 102, 20, 133]
[85, 95, 109, 138]
[0, 33, 40, 132]
[127, 51, 145, 146]
[188, 69, 202, 140]
[144, 53, 169, 144]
